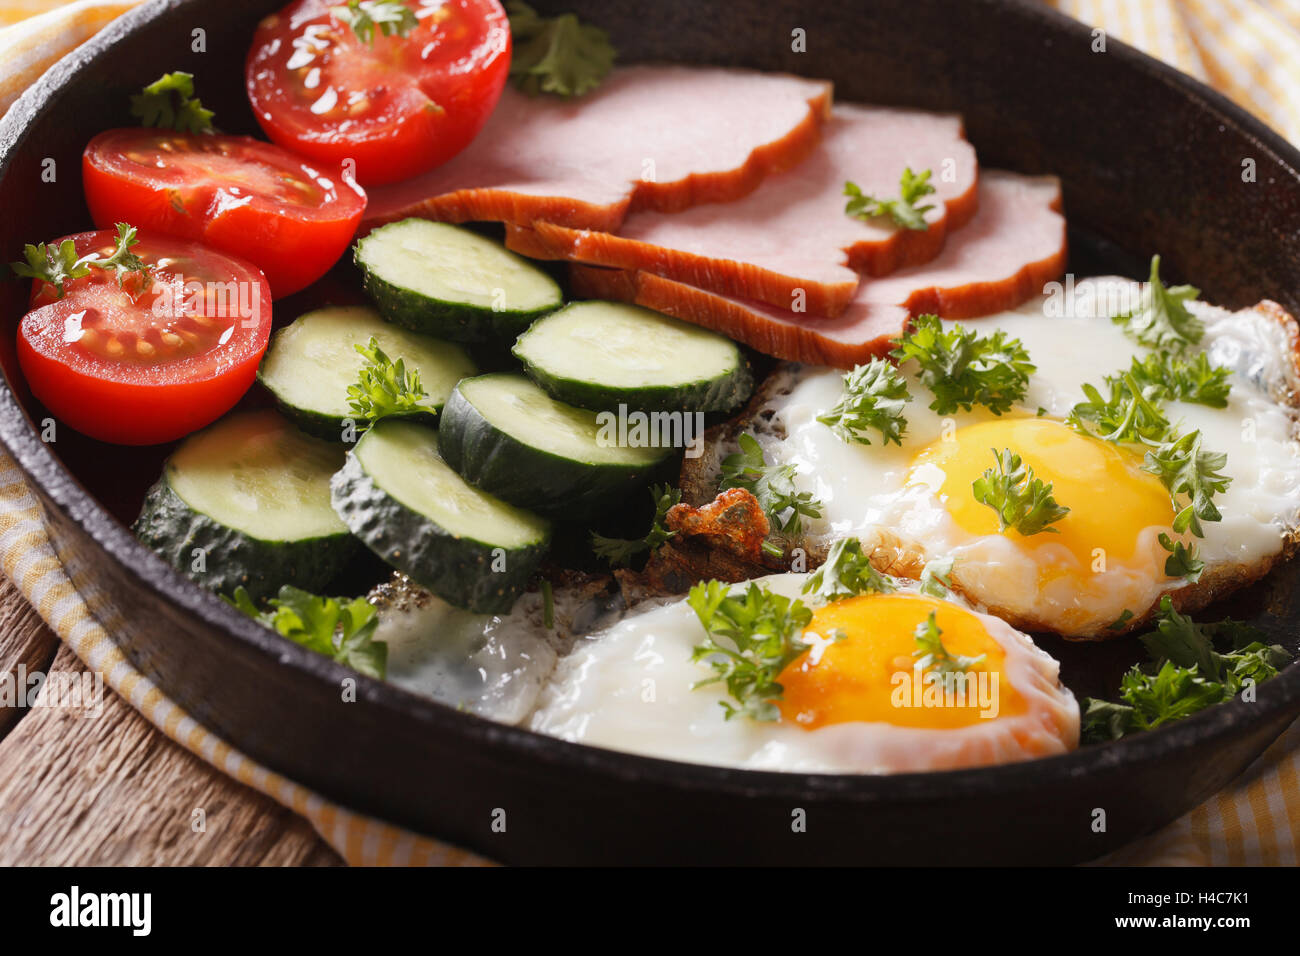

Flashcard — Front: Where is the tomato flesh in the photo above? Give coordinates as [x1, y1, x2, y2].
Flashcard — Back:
[245, 0, 511, 185]
[83, 128, 366, 298]
[17, 230, 273, 445]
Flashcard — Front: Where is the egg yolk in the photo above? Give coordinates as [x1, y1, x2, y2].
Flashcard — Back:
[777, 593, 1025, 730]
[908, 416, 1175, 568]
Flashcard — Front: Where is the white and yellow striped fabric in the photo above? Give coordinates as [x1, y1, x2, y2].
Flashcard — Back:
[0, 0, 1299, 866]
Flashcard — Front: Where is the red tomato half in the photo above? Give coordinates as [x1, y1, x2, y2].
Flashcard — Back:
[17, 230, 273, 445]
[245, 0, 511, 185]
[83, 129, 366, 298]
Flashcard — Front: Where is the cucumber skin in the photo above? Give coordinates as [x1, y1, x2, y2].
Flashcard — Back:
[437, 384, 674, 518]
[356, 248, 559, 345]
[133, 476, 358, 602]
[330, 453, 547, 614]
[513, 345, 754, 415]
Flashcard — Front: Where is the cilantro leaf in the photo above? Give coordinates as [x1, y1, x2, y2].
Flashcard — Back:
[891, 314, 1035, 415]
[815, 357, 911, 446]
[1141, 428, 1230, 537]
[129, 71, 214, 134]
[689, 580, 813, 721]
[801, 537, 894, 603]
[844, 167, 936, 231]
[10, 223, 149, 300]
[346, 336, 429, 425]
[912, 610, 985, 687]
[1111, 255, 1204, 350]
[590, 483, 681, 567]
[224, 585, 387, 680]
[971, 447, 1070, 535]
[507, 1, 615, 97]
[331, 0, 418, 44]
[719, 433, 822, 534]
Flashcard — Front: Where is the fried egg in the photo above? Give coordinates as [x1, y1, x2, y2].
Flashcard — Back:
[750, 278, 1300, 638]
[529, 573, 1079, 772]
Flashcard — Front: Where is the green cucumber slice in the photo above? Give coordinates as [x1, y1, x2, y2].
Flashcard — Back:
[257, 305, 477, 439]
[356, 219, 562, 342]
[437, 373, 673, 517]
[513, 300, 753, 413]
[331, 420, 551, 613]
[133, 410, 356, 600]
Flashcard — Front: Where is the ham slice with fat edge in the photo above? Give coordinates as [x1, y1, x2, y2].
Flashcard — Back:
[571, 171, 1067, 368]
[362, 66, 832, 233]
[507, 104, 979, 317]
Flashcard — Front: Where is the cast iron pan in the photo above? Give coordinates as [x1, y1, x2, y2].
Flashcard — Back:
[2, 0, 1299, 865]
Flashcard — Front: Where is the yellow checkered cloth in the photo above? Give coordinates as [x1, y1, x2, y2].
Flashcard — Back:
[0, 0, 1298, 866]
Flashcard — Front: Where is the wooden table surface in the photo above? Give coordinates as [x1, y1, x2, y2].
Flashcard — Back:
[0, 575, 342, 865]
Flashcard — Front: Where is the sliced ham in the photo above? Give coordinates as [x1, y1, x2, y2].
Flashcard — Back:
[509, 105, 979, 318]
[571, 171, 1067, 368]
[362, 66, 832, 233]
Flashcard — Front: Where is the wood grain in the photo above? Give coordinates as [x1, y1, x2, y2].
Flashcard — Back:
[0, 617, 342, 865]
[0, 575, 59, 738]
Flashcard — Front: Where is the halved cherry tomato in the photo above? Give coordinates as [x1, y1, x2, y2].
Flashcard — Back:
[17, 230, 272, 445]
[82, 129, 366, 298]
[245, 0, 511, 186]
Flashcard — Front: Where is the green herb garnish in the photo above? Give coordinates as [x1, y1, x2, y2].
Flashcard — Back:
[918, 557, 955, 598]
[130, 71, 214, 134]
[506, 1, 615, 97]
[1127, 350, 1232, 408]
[689, 580, 813, 721]
[891, 314, 1035, 415]
[590, 483, 681, 567]
[1111, 255, 1203, 350]
[10, 223, 148, 299]
[719, 433, 822, 535]
[816, 357, 911, 446]
[226, 585, 387, 680]
[844, 167, 935, 231]
[912, 611, 985, 683]
[1068, 371, 1171, 445]
[972, 447, 1070, 535]
[802, 538, 894, 603]
[347, 337, 428, 425]
[1158, 533, 1205, 582]
[332, 0, 418, 44]
[1142, 428, 1230, 537]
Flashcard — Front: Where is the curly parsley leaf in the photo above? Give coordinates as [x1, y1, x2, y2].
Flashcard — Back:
[1159, 532, 1205, 582]
[347, 337, 428, 425]
[10, 223, 149, 299]
[331, 0, 418, 44]
[972, 447, 1070, 535]
[507, 1, 615, 97]
[129, 71, 215, 134]
[225, 585, 387, 680]
[689, 580, 813, 721]
[815, 358, 911, 446]
[1142, 428, 1230, 537]
[590, 483, 681, 567]
[719, 433, 822, 534]
[1068, 371, 1171, 445]
[1111, 255, 1203, 350]
[912, 611, 985, 687]
[802, 537, 894, 603]
[1127, 350, 1232, 408]
[891, 314, 1035, 415]
[844, 167, 936, 231]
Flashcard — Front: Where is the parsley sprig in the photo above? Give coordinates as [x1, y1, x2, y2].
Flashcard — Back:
[1111, 255, 1204, 350]
[226, 585, 387, 680]
[891, 314, 1035, 415]
[507, 2, 615, 97]
[912, 611, 986, 684]
[972, 447, 1070, 536]
[590, 483, 681, 567]
[1081, 596, 1290, 742]
[332, 0, 418, 44]
[130, 71, 214, 134]
[816, 357, 911, 446]
[844, 167, 936, 231]
[347, 337, 428, 425]
[719, 433, 822, 534]
[1128, 350, 1232, 408]
[802, 537, 895, 603]
[689, 580, 813, 721]
[10, 223, 149, 300]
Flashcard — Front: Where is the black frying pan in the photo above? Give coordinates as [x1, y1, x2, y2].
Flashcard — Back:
[1, 0, 1298, 865]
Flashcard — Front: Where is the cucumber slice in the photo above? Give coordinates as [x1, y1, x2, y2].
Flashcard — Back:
[331, 420, 551, 613]
[513, 301, 753, 413]
[133, 410, 357, 600]
[437, 373, 673, 517]
[257, 305, 476, 440]
[356, 219, 562, 342]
